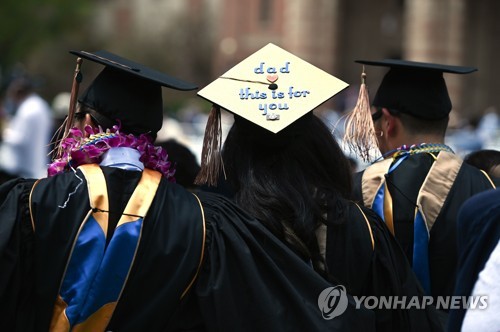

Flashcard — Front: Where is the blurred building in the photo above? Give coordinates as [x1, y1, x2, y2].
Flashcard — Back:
[19, 0, 499, 124]
[204, 0, 499, 120]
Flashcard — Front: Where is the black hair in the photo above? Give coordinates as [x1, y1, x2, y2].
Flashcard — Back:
[375, 107, 449, 136]
[157, 139, 200, 189]
[464, 149, 500, 177]
[76, 104, 119, 132]
[400, 112, 449, 136]
[222, 113, 353, 275]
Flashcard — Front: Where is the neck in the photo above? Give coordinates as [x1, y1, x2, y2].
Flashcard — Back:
[381, 134, 449, 159]
[391, 133, 445, 151]
[385, 142, 454, 160]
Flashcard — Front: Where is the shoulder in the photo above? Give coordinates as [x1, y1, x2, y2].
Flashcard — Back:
[32, 171, 88, 200]
[352, 159, 393, 203]
[355, 158, 393, 180]
[194, 190, 248, 219]
[342, 200, 403, 253]
[0, 177, 37, 202]
[346, 199, 378, 219]
[457, 161, 496, 187]
[341, 198, 383, 229]
[462, 187, 500, 209]
[0, 178, 38, 241]
[150, 181, 250, 229]
[328, 200, 380, 253]
[458, 188, 500, 230]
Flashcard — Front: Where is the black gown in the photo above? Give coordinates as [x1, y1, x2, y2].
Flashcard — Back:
[446, 188, 500, 332]
[0, 165, 374, 331]
[324, 199, 444, 331]
[205, 177, 444, 331]
[352, 151, 496, 301]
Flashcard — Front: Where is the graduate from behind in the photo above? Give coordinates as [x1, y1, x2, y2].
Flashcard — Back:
[196, 43, 442, 332]
[345, 59, 496, 326]
[0, 50, 374, 331]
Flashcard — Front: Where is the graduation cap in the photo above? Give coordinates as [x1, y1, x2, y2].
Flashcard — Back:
[342, 59, 477, 162]
[355, 59, 477, 120]
[195, 43, 349, 185]
[68, 50, 198, 139]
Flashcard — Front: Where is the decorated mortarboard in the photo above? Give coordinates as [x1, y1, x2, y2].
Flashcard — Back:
[195, 43, 349, 185]
[342, 59, 477, 162]
[198, 43, 348, 133]
[68, 50, 198, 139]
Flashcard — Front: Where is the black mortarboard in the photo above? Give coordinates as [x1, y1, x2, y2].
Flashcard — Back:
[355, 59, 477, 120]
[69, 50, 197, 138]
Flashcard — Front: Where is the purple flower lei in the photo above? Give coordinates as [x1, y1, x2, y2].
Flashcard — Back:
[48, 124, 176, 182]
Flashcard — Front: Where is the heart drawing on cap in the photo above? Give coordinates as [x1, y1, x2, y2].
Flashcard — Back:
[266, 74, 279, 83]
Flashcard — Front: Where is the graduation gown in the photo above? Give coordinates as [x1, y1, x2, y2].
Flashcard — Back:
[323, 200, 444, 332]
[0, 165, 374, 332]
[447, 188, 500, 332]
[352, 151, 496, 300]
[207, 178, 444, 331]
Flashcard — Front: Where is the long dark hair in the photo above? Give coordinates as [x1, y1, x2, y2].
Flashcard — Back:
[222, 113, 353, 273]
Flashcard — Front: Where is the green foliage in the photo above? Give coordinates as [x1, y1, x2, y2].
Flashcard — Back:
[0, 0, 91, 68]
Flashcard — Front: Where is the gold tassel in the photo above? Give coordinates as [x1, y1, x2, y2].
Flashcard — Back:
[54, 57, 83, 160]
[194, 104, 225, 186]
[342, 67, 379, 162]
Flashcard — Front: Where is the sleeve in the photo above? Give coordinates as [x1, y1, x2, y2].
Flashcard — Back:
[0, 178, 37, 330]
[193, 192, 376, 332]
[326, 202, 445, 332]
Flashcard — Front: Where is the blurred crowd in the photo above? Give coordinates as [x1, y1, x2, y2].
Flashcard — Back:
[1, 74, 500, 184]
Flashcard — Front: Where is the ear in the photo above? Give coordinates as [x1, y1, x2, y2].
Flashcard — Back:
[382, 108, 397, 137]
[84, 113, 94, 127]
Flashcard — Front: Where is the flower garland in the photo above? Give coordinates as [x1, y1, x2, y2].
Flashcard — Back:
[48, 124, 176, 182]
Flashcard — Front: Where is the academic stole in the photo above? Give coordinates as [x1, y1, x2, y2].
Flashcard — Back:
[362, 152, 462, 294]
[50, 164, 161, 331]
